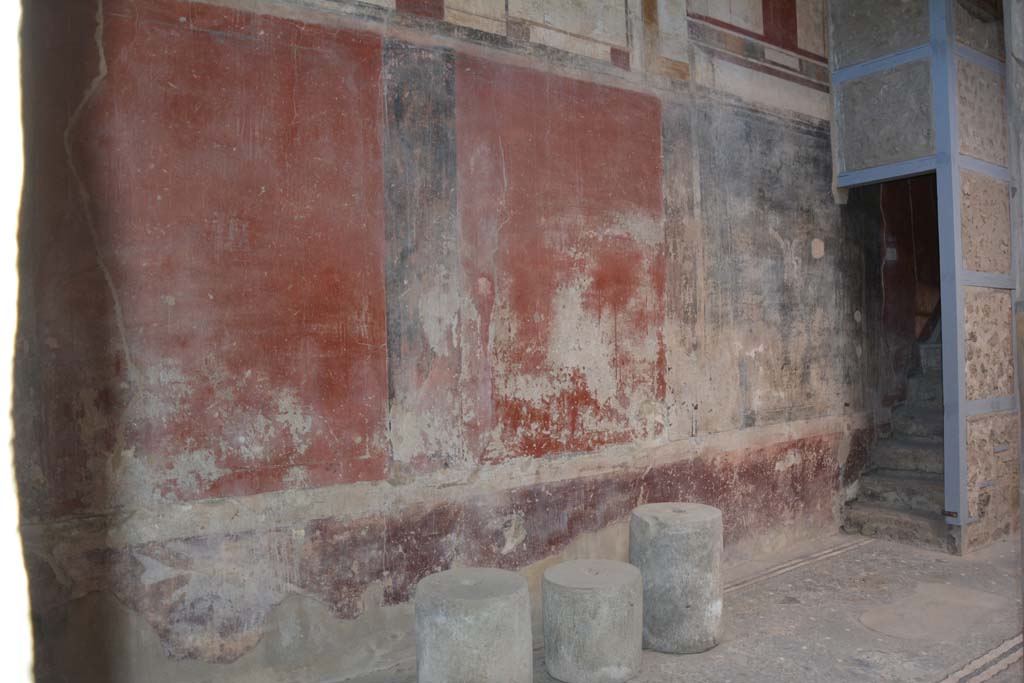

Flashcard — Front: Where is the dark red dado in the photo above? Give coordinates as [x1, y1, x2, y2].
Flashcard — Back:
[50, 431, 848, 662]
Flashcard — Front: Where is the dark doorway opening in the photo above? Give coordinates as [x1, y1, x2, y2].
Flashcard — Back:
[843, 173, 953, 552]
[876, 173, 942, 410]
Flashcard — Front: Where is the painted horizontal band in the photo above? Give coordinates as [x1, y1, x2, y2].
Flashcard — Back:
[837, 155, 937, 188]
[831, 44, 931, 85]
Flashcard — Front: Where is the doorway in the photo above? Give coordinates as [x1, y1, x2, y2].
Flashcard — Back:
[843, 174, 955, 552]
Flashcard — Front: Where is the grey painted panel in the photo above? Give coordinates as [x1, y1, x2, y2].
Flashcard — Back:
[694, 103, 863, 433]
[661, 100, 701, 441]
[381, 41, 464, 467]
[829, 0, 930, 68]
[837, 60, 935, 172]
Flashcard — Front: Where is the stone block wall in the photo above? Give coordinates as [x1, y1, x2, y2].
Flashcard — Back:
[17, 0, 873, 681]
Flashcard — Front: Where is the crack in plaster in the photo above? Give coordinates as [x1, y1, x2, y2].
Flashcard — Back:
[62, 0, 139, 383]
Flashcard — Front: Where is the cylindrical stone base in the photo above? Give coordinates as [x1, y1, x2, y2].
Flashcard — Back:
[629, 502, 723, 654]
[542, 559, 642, 683]
[415, 568, 532, 683]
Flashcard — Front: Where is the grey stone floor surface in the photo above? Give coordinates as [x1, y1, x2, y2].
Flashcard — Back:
[529, 534, 1023, 683]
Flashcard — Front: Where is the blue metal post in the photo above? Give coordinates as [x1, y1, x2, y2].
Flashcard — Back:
[930, 0, 968, 525]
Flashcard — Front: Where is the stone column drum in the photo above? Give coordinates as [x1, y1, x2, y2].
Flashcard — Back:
[630, 502, 723, 654]
[414, 567, 532, 683]
[542, 559, 643, 683]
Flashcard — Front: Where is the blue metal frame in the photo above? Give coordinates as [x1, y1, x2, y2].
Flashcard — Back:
[831, 44, 932, 85]
[830, 0, 1020, 529]
[962, 270, 1015, 289]
[929, 0, 969, 525]
[952, 42, 1007, 76]
[958, 154, 1012, 182]
[966, 396, 1019, 416]
[836, 156, 937, 189]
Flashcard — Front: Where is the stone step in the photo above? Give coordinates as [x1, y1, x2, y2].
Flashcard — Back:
[907, 372, 942, 406]
[858, 469, 944, 513]
[892, 406, 944, 439]
[842, 501, 956, 553]
[919, 343, 942, 375]
[871, 437, 944, 474]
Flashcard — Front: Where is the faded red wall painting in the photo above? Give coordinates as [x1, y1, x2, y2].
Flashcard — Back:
[457, 55, 667, 463]
[26, 0, 390, 515]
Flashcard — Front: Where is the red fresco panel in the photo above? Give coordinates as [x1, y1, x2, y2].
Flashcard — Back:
[762, 0, 799, 51]
[456, 54, 666, 463]
[396, 0, 445, 20]
[51, 1, 390, 509]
